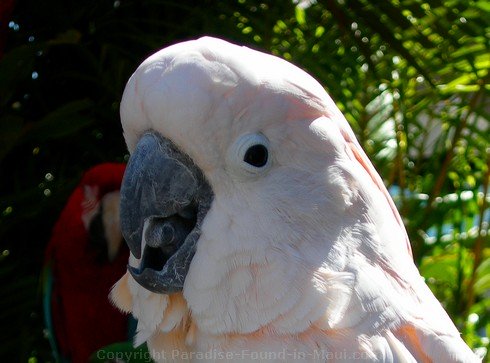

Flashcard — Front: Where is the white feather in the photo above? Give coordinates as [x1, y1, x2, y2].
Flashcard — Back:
[114, 37, 481, 362]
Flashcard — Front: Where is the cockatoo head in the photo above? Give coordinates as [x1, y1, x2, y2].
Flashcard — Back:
[112, 37, 481, 363]
[116, 36, 409, 335]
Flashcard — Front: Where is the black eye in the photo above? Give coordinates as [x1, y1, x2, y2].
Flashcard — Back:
[228, 133, 271, 177]
[243, 144, 268, 167]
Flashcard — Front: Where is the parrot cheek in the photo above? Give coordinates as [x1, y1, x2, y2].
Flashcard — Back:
[120, 132, 213, 294]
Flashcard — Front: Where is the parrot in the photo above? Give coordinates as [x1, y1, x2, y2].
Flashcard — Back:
[110, 37, 480, 362]
[44, 163, 129, 363]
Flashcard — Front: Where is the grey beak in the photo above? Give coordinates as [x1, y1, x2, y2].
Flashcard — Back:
[120, 132, 212, 293]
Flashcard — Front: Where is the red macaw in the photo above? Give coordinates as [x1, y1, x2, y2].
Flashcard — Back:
[44, 163, 129, 363]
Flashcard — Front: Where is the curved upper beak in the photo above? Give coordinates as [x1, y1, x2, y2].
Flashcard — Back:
[120, 132, 213, 293]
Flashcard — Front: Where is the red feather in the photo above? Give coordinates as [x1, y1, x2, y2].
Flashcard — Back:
[45, 163, 129, 363]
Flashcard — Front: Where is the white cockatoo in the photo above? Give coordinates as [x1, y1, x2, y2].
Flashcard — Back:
[111, 37, 480, 362]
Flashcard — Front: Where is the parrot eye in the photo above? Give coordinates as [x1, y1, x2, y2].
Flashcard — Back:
[244, 144, 268, 167]
[226, 133, 271, 178]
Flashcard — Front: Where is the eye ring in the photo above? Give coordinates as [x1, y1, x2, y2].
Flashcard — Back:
[226, 133, 272, 178]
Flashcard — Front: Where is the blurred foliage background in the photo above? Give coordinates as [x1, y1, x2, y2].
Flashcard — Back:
[0, 0, 488, 361]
